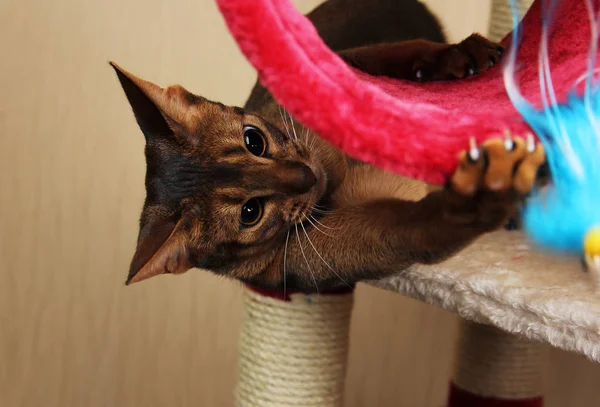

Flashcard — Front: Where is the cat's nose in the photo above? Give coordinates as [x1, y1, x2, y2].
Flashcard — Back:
[276, 162, 317, 195]
[300, 164, 317, 190]
[290, 164, 317, 194]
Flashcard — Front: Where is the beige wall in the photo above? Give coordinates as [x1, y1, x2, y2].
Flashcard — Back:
[2, 0, 600, 406]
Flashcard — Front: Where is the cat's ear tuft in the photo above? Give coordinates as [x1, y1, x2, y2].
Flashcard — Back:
[109, 62, 199, 142]
[126, 213, 192, 285]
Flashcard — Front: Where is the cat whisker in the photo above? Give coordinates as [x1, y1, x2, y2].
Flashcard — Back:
[283, 229, 290, 298]
[306, 216, 335, 237]
[279, 106, 294, 141]
[287, 111, 299, 140]
[278, 106, 293, 140]
[310, 133, 318, 150]
[295, 223, 319, 296]
[312, 204, 340, 212]
[310, 215, 342, 231]
[311, 206, 338, 215]
[300, 221, 351, 289]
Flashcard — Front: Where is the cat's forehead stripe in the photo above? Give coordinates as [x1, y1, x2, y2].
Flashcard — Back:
[220, 146, 246, 157]
[211, 164, 243, 183]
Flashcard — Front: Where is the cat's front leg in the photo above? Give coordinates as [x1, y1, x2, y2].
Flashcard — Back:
[412, 33, 504, 82]
[340, 33, 504, 82]
[278, 135, 545, 292]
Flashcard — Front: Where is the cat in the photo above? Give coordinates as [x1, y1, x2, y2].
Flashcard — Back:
[110, 0, 545, 292]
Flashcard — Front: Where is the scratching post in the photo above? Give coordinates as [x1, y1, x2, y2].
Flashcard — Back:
[235, 286, 354, 407]
[448, 321, 547, 406]
[488, 0, 534, 42]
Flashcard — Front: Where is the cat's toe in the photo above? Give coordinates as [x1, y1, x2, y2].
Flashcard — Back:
[450, 133, 546, 196]
[479, 134, 528, 192]
[430, 33, 503, 80]
[456, 33, 504, 74]
[450, 137, 486, 196]
[514, 134, 546, 194]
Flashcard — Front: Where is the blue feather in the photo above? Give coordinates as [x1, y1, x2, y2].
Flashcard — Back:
[505, 0, 600, 255]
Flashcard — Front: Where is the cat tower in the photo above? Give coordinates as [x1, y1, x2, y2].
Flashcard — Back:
[224, 0, 600, 406]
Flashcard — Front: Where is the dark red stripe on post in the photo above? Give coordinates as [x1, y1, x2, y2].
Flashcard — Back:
[244, 284, 355, 301]
[447, 383, 543, 407]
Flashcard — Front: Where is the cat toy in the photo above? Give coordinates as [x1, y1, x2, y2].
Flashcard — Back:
[504, 0, 600, 267]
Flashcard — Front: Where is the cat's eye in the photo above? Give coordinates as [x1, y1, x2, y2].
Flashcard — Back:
[243, 125, 267, 157]
[240, 198, 264, 226]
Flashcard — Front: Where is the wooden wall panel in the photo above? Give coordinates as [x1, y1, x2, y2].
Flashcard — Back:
[2, 0, 599, 406]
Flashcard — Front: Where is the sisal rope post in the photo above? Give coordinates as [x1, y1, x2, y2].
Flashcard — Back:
[235, 286, 354, 407]
[488, 0, 535, 42]
[448, 321, 547, 406]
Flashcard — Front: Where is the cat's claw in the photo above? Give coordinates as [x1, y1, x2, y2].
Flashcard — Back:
[450, 133, 546, 197]
[414, 33, 504, 82]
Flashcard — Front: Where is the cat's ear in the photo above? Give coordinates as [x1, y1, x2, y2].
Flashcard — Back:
[126, 213, 192, 285]
[109, 62, 198, 141]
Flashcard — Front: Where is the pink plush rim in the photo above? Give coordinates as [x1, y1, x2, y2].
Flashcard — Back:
[216, 0, 584, 184]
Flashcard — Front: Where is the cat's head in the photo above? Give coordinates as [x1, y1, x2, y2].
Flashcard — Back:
[111, 63, 335, 287]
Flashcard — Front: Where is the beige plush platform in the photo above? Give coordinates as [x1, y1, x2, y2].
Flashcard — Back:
[373, 231, 600, 363]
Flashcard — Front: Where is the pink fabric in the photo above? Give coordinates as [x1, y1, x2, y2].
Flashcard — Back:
[216, 0, 590, 184]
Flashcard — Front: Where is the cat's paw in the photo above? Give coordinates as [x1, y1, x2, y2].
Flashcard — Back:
[450, 133, 545, 197]
[414, 33, 504, 82]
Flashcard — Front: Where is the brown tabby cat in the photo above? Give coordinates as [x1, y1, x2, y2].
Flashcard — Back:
[111, 0, 545, 292]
